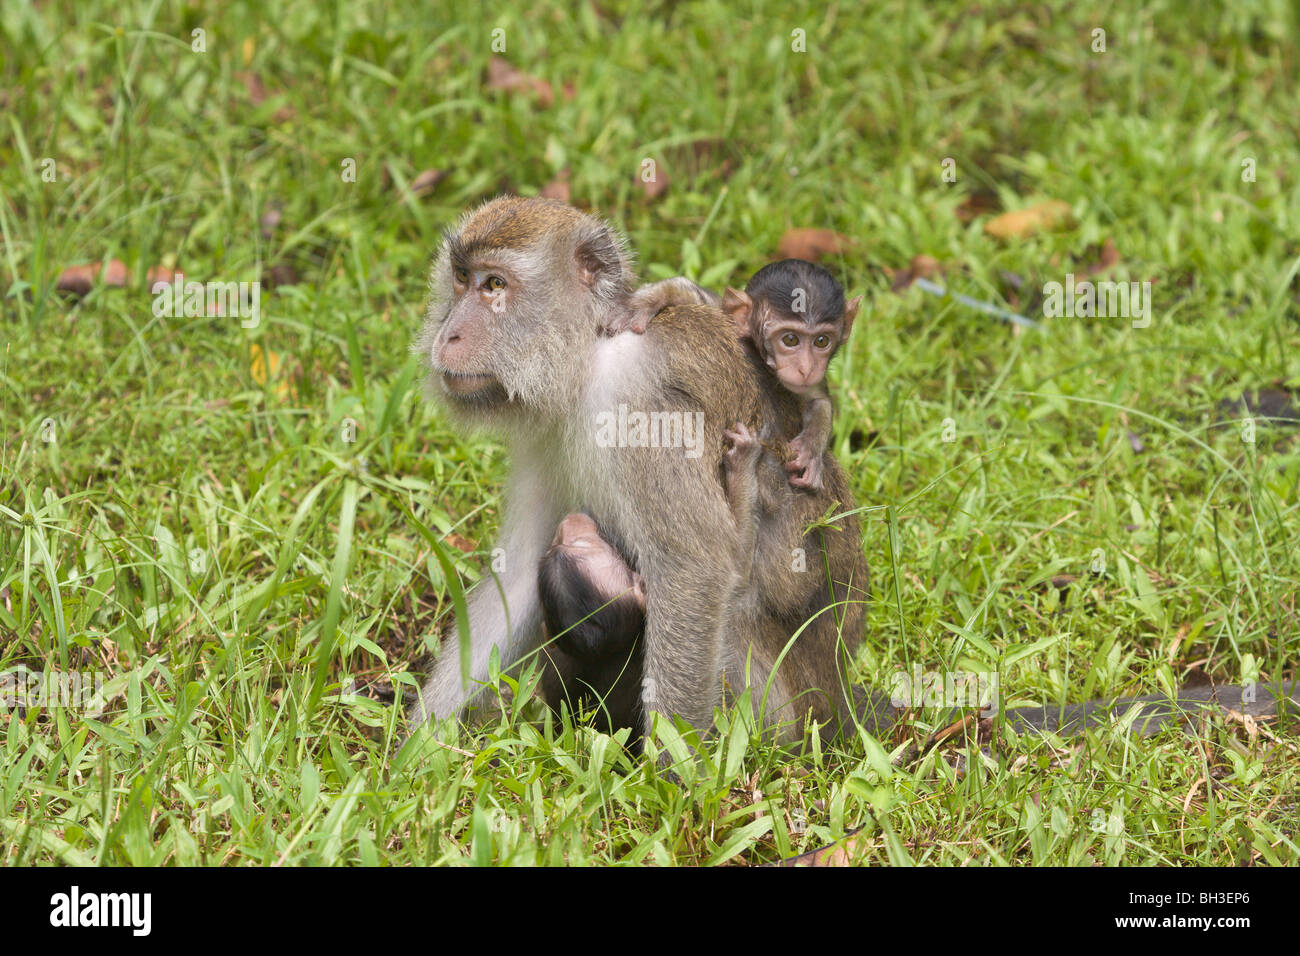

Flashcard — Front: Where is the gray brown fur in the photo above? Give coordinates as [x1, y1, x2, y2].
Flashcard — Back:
[412, 197, 865, 742]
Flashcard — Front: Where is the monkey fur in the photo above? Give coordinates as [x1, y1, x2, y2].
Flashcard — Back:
[411, 195, 1296, 755]
[413, 195, 865, 744]
[616, 260, 860, 492]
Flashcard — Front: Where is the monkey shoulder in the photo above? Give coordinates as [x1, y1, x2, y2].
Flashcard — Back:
[647, 304, 760, 416]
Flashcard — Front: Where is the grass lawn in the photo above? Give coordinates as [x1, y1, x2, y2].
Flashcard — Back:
[1, 0, 1297, 866]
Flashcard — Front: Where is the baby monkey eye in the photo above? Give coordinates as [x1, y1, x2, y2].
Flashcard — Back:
[814, 334, 831, 348]
[781, 332, 799, 348]
[453, 266, 470, 284]
[485, 275, 507, 292]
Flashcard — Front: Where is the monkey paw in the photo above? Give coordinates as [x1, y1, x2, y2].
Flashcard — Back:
[603, 309, 652, 335]
[605, 290, 662, 335]
[723, 422, 760, 468]
[785, 442, 824, 491]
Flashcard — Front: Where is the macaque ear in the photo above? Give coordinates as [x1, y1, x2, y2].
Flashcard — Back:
[575, 226, 626, 295]
[631, 571, 647, 609]
[721, 287, 753, 336]
[842, 295, 862, 339]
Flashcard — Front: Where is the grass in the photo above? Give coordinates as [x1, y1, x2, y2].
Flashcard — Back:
[1, 0, 1297, 865]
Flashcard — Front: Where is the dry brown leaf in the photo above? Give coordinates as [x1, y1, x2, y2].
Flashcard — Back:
[239, 71, 267, 106]
[146, 265, 176, 289]
[540, 169, 571, 202]
[486, 56, 553, 107]
[260, 205, 283, 238]
[983, 200, 1071, 240]
[1077, 237, 1120, 277]
[776, 229, 852, 261]
[955, 191, 999, 223]
[444, 533, 477, 553]
[409, 169, 448, 198]
[778, 829, 869, 867]
[266, 262, 299, 289]
[637, 163, 669, 200]
[55, 264, 96, 296]
[56, 259, 127, 296]
[889, 254, 940, 291]
[102, 259, 127, 286]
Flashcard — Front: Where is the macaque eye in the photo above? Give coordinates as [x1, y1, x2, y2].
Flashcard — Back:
[781, 332, 799, 348]
[814, 334, 831, 349]
[453, 266, 470, 285]
[485, 275, 507, 292]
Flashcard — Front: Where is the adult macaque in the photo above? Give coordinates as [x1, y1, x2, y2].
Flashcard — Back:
[409, 194, 1295, 758]
[412, 196, 866, 745]
[614, 260, 859, 491]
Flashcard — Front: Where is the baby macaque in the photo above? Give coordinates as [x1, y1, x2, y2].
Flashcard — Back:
[616, 259, 859, 491]
[537, 512, 645, 733]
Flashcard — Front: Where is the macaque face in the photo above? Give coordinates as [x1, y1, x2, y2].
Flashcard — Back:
[760, 314, 842, 395]
[418, 196, 624, 417]
[430, 257, 521, 403]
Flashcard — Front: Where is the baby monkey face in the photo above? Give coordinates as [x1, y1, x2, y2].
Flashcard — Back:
[761, 312, 844, 395]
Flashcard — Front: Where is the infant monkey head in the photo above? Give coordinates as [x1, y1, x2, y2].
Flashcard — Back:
[721, 259, 860, 396]
[538, 513, 645, 662]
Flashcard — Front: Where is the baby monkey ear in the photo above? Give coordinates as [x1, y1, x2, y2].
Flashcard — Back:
[721, 287, 753, 337]
[842, 295, 862, 339]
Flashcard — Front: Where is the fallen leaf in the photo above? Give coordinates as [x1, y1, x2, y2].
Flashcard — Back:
[486, 56, 553, 107]
[409, 169, 447, 198]
[776, 229, 852, 261]
[955, 191, 999, 223]
[444, 533, 477, 553]
[265, 262, 299, 289]
[249, 343, 282, 386]
[777, 829, 869, 867]
[260, 205, 283, 238]
[102, 259, 127, 287]
[55, 259, 127, 296]
[1077, 237, 1120, 277]
[637, 163, 669, 200]
[55, 264, 96, 296]
[888, 254, 940, 292]
[239, 71, 267, 106]
[249, 343, 297, 400]
[983, 200, 1072, 240]
[146, 265, 176, 289]
[540, 169, 571, 201]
